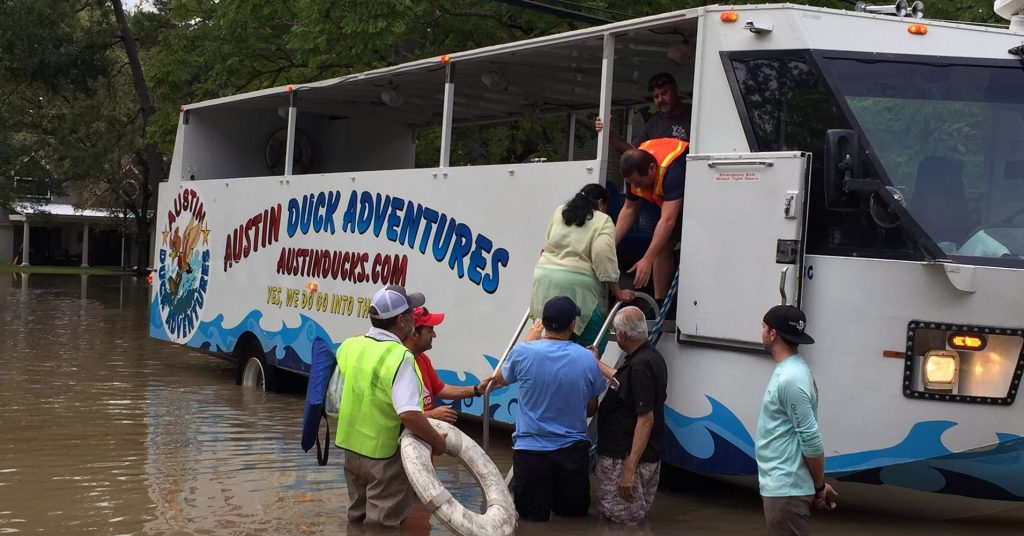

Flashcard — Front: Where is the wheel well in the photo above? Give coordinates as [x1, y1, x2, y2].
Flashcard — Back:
[233, 332, 264, 365]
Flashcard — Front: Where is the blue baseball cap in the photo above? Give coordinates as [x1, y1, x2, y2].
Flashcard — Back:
[542, 296, 581, 332]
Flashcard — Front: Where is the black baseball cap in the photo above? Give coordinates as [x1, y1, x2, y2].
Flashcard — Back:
[647, 72, 678, 92]
[763, 305, 814, 345]
[542, 296, 581, 332]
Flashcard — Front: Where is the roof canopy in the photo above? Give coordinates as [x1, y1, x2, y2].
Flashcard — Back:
[185, 8, 701, 127]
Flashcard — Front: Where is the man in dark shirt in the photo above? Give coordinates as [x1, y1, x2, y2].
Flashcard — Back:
[594, 306, 668, 524]
[594, 72, 692, 153]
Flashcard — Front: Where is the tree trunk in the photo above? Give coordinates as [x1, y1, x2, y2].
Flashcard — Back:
[111, 0, 163, 275]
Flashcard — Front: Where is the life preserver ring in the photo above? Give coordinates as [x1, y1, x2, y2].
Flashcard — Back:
[399, 418, 517, 536]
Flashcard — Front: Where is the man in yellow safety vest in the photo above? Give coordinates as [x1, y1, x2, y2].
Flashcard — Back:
[335, 284, 447, 527]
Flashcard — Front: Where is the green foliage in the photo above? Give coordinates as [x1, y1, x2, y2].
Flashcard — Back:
[1, 0, 118, 205]
[2, 0, 1011, 206]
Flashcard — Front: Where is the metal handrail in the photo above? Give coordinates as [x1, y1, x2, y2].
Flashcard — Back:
[592, 299, 626, 350]
[481, 308, 531, 452]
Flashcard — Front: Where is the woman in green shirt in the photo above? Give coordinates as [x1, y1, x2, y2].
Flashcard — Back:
[531, 184, 634, 349]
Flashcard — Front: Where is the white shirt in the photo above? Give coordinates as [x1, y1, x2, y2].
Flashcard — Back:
[361, 328, 422, 414]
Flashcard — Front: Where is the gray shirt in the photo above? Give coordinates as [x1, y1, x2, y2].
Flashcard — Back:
[640, 108, 692, 144]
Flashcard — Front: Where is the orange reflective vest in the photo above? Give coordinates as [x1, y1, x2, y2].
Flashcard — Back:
[629, 138, 689, 208]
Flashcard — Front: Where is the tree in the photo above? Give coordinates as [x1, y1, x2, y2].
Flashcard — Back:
[0, 0, 171, 273]
[2, 0, 1007, 256]
[112, 0, 165, 274]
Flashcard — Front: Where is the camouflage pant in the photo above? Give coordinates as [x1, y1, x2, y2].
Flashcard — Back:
[595, 455, 661, 524]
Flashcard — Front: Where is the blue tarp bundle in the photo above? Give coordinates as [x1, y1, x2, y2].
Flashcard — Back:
[302, 337, 336, 464]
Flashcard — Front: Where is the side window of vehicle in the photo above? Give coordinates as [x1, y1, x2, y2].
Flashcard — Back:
[725, 52, 923, 261]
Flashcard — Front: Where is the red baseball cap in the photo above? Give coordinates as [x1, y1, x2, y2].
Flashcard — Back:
[412, 306, 445, 328]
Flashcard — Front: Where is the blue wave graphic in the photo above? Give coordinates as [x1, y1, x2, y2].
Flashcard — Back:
[663, 396, 757, 475]
[152, 301, 1024, 499]
[835, 434, 1024, 501]
[662, 395, 1024, 501]
[150, 299, 518, 424]
[150, 296, 167, 340]
[828, 421, 957, 472]
[151, 298, 337, 374]
[436, 354, 518, 424]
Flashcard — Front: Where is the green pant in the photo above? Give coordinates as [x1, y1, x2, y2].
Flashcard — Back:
[571, 304, 609, 355]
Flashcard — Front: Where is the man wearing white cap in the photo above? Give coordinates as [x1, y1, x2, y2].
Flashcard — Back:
[334, 285, 448, 527]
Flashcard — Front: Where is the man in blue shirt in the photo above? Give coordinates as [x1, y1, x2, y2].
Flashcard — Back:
[492, 296, 606, 522]
[756, 305, 838, 536]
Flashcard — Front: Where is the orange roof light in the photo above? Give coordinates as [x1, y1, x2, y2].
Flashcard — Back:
[440, 54, 451, 64]
[908, 23, 928, 35]
[307, 281, 319, 293]
[285, 84, 294, 93]
[721, 11, 739, 23]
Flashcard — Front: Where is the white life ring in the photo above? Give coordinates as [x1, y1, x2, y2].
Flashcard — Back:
[400, 418, 517, 536]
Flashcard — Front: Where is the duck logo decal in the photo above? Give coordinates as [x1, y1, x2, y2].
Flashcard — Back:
[157, 188, 212, 343]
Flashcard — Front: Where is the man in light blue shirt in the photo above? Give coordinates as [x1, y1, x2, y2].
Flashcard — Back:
[492, 296, 606, 522]
[756, 305, 838, 536]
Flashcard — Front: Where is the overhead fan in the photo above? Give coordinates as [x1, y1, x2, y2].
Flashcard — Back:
[265, 128, 314, 175]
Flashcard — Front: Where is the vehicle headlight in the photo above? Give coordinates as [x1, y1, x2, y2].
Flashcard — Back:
[905, 322, 1024, 404]
[923, 350, 958, 388]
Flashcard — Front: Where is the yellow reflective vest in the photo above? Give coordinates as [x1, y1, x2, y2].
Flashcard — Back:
[335, 335, 424, 459]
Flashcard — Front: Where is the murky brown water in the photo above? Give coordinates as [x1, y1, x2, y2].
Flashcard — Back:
[0, 273, 1021, 535]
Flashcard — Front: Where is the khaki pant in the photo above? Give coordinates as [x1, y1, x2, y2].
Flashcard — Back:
[595, 455, 661, 524]
[344, 450, 414, 527]
[762, 495, 813, 536]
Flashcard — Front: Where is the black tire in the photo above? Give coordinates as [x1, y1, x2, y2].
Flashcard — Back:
[235, 339, 277, 392]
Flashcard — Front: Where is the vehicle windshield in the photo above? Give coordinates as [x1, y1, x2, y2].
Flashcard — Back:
[822, 57, 1024, 265]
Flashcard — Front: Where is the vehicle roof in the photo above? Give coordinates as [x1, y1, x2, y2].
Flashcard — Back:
[181, 3, 1017, 125]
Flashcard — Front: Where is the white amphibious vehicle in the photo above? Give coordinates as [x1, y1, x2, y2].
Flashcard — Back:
[151, 2, 1024, 518]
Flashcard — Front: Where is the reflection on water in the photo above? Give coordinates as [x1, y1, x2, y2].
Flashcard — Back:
[0, 274, 1020, 534]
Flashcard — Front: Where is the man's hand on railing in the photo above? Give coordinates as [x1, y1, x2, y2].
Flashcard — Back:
[525, 319, 544, 342]
[477, 375, 497, 393]
[587, 345, 619, 383]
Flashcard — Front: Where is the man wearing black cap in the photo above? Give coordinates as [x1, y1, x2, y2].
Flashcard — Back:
[490, 296, 607, 522]
[756, 305, 838, 536]
[333, 285, 448, 527]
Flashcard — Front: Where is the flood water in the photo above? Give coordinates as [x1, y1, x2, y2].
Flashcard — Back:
[0, 273, 1021, 534]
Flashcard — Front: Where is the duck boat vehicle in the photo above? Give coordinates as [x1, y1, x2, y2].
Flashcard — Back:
[150, 2, 1024, 519]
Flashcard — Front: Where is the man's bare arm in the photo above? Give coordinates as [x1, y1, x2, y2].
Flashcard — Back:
[615, 200, 641, 245]
[644, 198, 682, 262]
[436, 384, 475, 400]
[400, 411, 447, 456]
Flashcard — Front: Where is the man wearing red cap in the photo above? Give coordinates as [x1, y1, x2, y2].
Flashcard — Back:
[403, 306, 489, 423]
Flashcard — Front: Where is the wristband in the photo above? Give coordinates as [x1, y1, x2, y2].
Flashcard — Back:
[814, 483, 826, 494]
[473, 385, 481, 397]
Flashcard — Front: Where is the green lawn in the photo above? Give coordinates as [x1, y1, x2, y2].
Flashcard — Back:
[0, 264, 131, 276]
